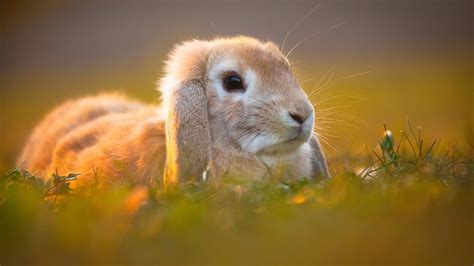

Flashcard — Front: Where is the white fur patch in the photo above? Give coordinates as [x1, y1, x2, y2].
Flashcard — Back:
[241, 69, 257, 97]
[241, 133, 282, 154]
[296, 143, 314, 178]
[259, 142, 313, 179]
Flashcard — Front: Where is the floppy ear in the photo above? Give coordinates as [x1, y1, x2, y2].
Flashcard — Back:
[160, 40, 212, 188]
[310, 135, 330, 179]
[164, 80, 211, 187]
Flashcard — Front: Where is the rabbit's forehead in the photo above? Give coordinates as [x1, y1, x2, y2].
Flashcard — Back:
[210, 43, 289, 69]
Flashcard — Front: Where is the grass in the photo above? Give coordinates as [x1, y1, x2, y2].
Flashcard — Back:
[0, 125, 473, 265]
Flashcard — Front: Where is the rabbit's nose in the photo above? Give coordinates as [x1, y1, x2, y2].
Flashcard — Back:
[289, 111, 309, 125]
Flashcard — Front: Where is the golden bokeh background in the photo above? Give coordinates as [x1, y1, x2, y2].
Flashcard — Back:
[0, 2, 472, 264]
[1, 0, 472, 172]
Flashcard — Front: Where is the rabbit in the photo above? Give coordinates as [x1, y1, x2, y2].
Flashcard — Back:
[17, 36, 329, 190]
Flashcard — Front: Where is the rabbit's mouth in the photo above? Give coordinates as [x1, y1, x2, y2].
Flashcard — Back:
[258, 136, 307, 155]
[245, 122, 312, 155]
[237, 124, 311, 155]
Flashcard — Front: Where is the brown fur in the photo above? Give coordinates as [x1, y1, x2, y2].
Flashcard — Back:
[18, 36, 329, 191]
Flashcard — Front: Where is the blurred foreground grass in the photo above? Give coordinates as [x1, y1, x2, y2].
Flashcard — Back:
[0, 127, 473, 265]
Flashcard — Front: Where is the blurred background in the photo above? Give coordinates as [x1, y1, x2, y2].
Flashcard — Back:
[0, 0, 472, 172]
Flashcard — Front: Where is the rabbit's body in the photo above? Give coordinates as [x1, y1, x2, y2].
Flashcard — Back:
[17, 94, 164, 189]
[18, 36, 329, 189]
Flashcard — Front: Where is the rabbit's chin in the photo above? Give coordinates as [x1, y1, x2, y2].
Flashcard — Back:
[258, 138, 308, 155]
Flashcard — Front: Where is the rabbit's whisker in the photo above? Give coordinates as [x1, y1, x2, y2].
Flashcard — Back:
[286, 21, 346, 58]
[339, 70, 372, 80]
[318, 113, 367, 125]
[307, 67, 336, 99]
[316, 119, 360, 129]
[315, 133, 339, 153]
[281, 4, 321, 53]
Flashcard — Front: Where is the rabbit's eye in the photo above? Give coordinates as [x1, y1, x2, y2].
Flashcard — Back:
[223, 74, 245, 92]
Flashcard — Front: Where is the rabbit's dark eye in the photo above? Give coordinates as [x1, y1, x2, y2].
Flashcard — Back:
[223, 74, 245, 92]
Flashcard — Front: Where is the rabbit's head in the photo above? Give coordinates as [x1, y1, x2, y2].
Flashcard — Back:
[160, 36, 317, 186]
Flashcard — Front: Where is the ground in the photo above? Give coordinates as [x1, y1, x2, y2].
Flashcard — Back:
[0, 128, 472, 265]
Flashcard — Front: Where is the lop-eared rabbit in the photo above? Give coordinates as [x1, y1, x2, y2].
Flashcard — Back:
[18, 36, 329, 190]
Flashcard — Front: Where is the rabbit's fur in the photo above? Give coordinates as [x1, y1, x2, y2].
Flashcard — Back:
[18, 36, 329, 190]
